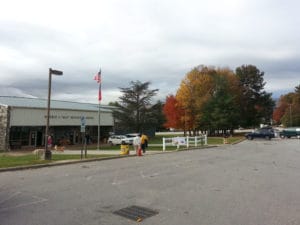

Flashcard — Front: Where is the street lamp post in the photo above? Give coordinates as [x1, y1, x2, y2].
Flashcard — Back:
[289, 104, 293, 127]
[45, 68, 63, 160]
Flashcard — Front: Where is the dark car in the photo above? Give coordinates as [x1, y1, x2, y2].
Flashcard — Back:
[245, 128, 275, 140]
[279, 127, 300, 139]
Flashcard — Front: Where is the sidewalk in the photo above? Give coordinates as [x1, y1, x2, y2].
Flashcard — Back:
[53, 149, 164, 155]
[0, 146, 216, 173]
[0, 150, 166, 173]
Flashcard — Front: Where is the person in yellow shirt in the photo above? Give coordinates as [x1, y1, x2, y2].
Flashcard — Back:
[140, 133, 148, 153]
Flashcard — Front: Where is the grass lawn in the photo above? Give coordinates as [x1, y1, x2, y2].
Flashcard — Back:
[0, 154, 115, 169]
[207, 136, 244, 145]
[0, 136, 244, 169]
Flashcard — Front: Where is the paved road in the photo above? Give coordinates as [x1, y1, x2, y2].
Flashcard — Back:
[1, 139, 300, 225]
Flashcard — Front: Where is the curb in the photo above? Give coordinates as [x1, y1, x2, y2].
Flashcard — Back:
[231, 138, 246, 145]
[0, 145, 220, 173]
[0, 155, 130, 173]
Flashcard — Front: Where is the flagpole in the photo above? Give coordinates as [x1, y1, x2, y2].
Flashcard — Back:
[97, 99, 100, 150]
[94, 68, 102, 151]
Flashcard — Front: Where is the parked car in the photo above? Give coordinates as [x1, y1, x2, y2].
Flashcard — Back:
[121, 133, 140, 145]
[279, 127, 300, 139]
[245, 128, 275, 140]
[107, 135, 126, 145]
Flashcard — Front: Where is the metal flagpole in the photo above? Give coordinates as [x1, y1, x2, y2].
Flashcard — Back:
[94, 68, 102, 151]
[97, 100, 100, 150]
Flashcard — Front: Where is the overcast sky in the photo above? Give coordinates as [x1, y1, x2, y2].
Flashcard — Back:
[0, 0, 299, 104]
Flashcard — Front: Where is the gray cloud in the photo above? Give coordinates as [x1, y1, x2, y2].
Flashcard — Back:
[0, 0, 299, 103]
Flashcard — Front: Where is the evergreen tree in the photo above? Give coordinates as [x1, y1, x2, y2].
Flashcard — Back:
[112, 81, 158, 133]
[236, 65, 274, 127]
[147, 100, 166, 132]
[200, 72, 240, 134]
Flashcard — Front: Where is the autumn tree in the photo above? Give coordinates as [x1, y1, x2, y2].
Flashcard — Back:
[163, 95, 184, 130]
[292, 84, 300, 125]
[272, 101, 288, 124]
[274, 84, 300, 126]
[166, 64, 276, 135]
[176, 66, 215, 135]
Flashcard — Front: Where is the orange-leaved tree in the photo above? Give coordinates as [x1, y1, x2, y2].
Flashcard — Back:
[273, 101, 288, 124]
[273, 84, 300, 126]
[163, 95, 184, 130]
[176, 65, 215, 135]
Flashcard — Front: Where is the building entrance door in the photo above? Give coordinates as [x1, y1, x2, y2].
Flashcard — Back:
[36, 131, 43, 146]
[30, 131, 37, 146]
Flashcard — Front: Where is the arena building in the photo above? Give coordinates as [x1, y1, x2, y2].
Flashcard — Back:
[0, 96, 114, 151]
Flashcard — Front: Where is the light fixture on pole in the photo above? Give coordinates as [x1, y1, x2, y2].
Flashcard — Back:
[45, 68, 63, 160]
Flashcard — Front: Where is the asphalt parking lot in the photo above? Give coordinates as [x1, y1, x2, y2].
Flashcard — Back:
[1, 138, 300, 225]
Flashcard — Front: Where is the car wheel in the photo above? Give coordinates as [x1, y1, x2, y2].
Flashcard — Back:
[108, 141, 113, 146]
[266, 136, 271, 140]
[247, 136, 253, 140]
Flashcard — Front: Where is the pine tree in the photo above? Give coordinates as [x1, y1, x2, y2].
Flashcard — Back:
[112, 81, 158, 133]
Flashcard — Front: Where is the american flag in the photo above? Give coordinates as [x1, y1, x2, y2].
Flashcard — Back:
[93, 69, 101, 83]
[94, 69, 102, 101]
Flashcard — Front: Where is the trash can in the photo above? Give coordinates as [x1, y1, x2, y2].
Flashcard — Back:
[120, 142, 130, 155]
[223, 134, 229, 144]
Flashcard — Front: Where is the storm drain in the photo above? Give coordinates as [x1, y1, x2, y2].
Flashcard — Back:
[113, 205, 158, 222]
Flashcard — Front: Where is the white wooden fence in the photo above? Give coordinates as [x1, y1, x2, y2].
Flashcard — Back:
[162, 135, 207, 151]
